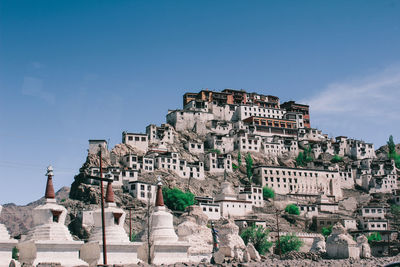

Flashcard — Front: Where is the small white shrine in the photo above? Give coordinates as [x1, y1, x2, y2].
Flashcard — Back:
[149, 179, 190, 265]
[24, 166, 87, 267]
[89, 182, 141, 265]
[0, 205, 18, 267]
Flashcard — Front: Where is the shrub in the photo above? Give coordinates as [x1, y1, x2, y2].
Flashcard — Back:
[387, 135, 400, 168]
[240, 225, 273, 255]
[296, 145, 313, 166]
[263, 186, 275, 199]
[331, 154, 343, 163]
[285, 204, 300, 215]
[232, 163, 239, 170]
[12, 247, 18, 260]
[238, 151, 242, 166]
[368, 232, 382, 243]
[245, 153, 253, 180]
[321, 226, 332, 238]
[391, 204, 400, 216]
[162, 187, 195, 211]
[277, 234, 303, 254]
[208, 149, 221, 155]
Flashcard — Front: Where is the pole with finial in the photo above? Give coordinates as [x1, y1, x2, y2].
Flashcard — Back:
[45, 165, 56, 201]
[99, 144, 107, 265]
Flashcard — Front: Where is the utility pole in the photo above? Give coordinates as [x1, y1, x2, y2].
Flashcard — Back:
[126, 206, 135, 241]
[276, 209, 282, 260]
[99, 145, 107, 265]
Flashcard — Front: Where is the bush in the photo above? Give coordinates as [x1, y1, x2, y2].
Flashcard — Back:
[285, 204, 300, 215]
[321, 226, 332, 238]
[232, 163, 239, 170]
[245, 153, 253, 181]
[296, 145, 313, 166]
[162, 187, 195, 211]
[276, 234, 303, 254]
[240, 225, 273, 255]
[391, 204, 400, 216]
[368, 232, 382, 243]
[263, 186, 275, 199]
[208, 149, 221, 155]
[12, 247, 18, 260]
[331, 154, 343, 163]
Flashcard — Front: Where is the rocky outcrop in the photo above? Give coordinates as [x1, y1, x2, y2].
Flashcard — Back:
[217, 219, 249, 262]
[326, 223, 359, 259]
[177, 206, 213, 261]
[356, 235, 371, 258]
[310, 234, 326, 253]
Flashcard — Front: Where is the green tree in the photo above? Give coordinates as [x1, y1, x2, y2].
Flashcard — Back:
[263, 186, 275, 199]
[240, 225, 273, 255]
[232, 163, 239, 170]
[321, 226, 332, 238]
[238, 151, 242, 167]
[162, 187, 195, 211]
[391, 204, 400, 216]
[277, 234, 303, 254]
[331, 154, 343, 163]
[367, 232, 382, 243]
[245, 153, 253, 181]
[12, 247, 18, 260]
[285, 204, 300, 215]
[296, 145, 313, 166]
[388, 135, 396, 156]
[387, 135, 400, 168]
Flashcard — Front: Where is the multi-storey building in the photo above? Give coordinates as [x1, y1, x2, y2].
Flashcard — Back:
[234, 131, 262, 153]
[206, 133, 235, 153]
[122, 132, 149, 153]
[253, 165, 343, 200]
[243, 116, 298, 137]
[154, 152, 205, 179]
[238, 185, 264, 207]
[281, 101, 311, 128]
[146, 123, 175, 145]
[123, 153, 155, 172]
[204, 152, 233, 173]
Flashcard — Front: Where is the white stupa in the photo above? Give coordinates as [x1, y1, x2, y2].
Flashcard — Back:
[149, 179, 190, 265]
[25, 166, 87, 267]
[0, 205, 18, 267]
[89, 181, 141, 265]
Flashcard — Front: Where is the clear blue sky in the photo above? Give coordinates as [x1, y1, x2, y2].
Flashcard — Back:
[1, 0, 400, 205]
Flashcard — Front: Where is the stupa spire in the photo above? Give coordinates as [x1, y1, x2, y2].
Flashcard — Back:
[105, 182, 114, 203]
[45, 165, 55, 199]
[155, 177, 164, 207]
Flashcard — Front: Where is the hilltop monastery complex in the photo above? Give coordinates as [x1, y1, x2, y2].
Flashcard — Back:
[2, 88, 399, 265]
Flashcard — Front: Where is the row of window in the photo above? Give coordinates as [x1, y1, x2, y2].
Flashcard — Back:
[262, 169, 335, 178]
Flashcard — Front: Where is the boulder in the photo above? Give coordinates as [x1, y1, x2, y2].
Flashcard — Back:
[177, 206, 213, 259]
[326, 223, 359, 259]
[246, 243, 261, 262]
[217, 219, 246, 261]
[310, 234, 326, 253]
[356, 235, 371, 258]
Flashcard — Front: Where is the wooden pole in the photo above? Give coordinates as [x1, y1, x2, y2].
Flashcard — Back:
[276, 209, 282, 259]
[99, 145, 107, 265]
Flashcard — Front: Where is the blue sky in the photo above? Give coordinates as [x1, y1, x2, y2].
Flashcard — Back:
[1, 0, 400, 204]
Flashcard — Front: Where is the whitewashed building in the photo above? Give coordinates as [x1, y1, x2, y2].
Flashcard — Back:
[253, 165, 343, 201]
[238, 185, 263, 207]
[122, 132, 149, 153]
[127, 181, 156, 203]
[204, 152, 233, 173]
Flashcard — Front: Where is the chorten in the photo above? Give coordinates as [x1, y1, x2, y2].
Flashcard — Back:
[24, 166, 87, 266]
[149, 179, 190, 264]
[89, 182, 141, 264]
[0, 205, 17, 267]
